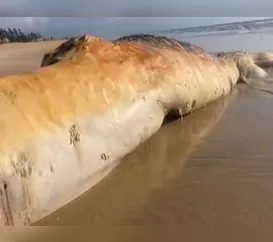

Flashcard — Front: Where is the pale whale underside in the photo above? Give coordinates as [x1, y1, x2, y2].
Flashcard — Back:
[1, 33, 273, 226]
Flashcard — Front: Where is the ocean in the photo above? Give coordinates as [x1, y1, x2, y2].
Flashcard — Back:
[145, 18, 273, 52]
[152, 18, 273, 38]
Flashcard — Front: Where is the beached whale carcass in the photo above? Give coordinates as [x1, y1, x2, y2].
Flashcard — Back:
[0, 34, 272, 225]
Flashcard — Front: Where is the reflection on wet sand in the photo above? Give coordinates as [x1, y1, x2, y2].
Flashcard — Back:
[35, 86, 239, 226]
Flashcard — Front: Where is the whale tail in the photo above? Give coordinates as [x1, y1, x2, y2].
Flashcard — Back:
[241, 52, 273, 95]
[250, 52, 273, 69]
[216, 51, 273, 95]
[236, 54, 269, 81]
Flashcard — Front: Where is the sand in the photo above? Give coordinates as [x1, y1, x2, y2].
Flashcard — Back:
[0, 41, 63, 77]
[1, 37, 273, 241]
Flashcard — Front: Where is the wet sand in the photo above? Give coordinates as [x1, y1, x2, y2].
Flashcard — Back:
[1, 39, 273, 241]
[181, 31, 273, 52]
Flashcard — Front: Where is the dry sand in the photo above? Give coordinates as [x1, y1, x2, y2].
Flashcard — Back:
[0, 41, 63, 76]
[1, 40, 273, 242]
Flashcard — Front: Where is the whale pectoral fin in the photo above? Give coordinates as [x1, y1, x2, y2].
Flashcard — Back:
[245, 63, 269, 80]
[239, 60, 273, 95]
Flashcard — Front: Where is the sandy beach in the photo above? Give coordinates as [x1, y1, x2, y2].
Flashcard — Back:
[1, 33, 273, 241]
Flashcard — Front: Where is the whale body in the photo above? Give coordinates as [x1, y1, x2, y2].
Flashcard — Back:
[0, 34, 272, 225]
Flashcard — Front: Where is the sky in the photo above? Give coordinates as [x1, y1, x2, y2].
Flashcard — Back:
[0, 0, 272, 38]
[1, 0, 273, 16]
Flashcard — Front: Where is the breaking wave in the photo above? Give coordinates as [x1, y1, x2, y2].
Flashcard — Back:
[149, 18, 273, 39]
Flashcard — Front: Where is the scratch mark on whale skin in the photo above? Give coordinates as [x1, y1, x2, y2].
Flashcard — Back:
[69, 124, 83, 167]
[0, 181, 14, 226]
